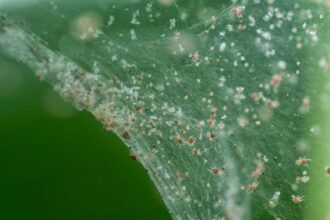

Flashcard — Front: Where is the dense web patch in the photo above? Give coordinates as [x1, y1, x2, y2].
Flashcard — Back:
[1, 0, 330, 219]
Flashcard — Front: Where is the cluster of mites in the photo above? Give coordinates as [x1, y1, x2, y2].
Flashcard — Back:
[124, 88, 324, 204]
[291, 159, 330, 203]
[249, 157, 329, 204]
[175, 105, 218, 157]
[87, 74, 323, 206]
[71, 3, 326, 206]
[117, 102, 329, 205]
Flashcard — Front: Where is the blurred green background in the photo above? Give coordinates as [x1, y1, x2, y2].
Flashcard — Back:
[0, 55, 171, 220]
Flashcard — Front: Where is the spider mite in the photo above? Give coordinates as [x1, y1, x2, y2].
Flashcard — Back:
[301, 97, 310, 111]
[130, 149, 143, 161]
[175, 171, 184, 182]
[191, 52, 199, 62]
[292, 195, 304, 203]
[122, 131, 131, 140]
[173, 119, 182, 126]
[231, 6, 243, 18]
[252, 170, 261, 178]
[326, 166, 330, 176]
[252, 162, 265, 179]
[271, 74, 283, 88]
[176, 136, 183, 144]
[210, 106, 217, 116]
[208, 119, 216, 128]
[135, 105, 143, 113]
[295, 176, 309, 184]
[296, 156, 311, 166]
[210, 167, 223, 175]
[250, 92, 261, 103]
[151, 170, 157, 176]
[35, 73, 45, 81]
[266, 100, 279, 109]
[237, 24, 246, 31]
[207, 132, 217, 140]
[192, 148, 202, 156]
[129, 150, 138, 161]
[247, 181, 259, 192]
[188, 136, 195, 145]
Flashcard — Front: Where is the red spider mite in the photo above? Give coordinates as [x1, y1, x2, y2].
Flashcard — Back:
[296, 156, 311, 166]
[248, 182, 258, 192]
[271, 74, 282, 88]
[211, 168, 223, 175]
[231, 7, 243, 17]
[188, 136, 195, 145]
[292, 195, 304, 203]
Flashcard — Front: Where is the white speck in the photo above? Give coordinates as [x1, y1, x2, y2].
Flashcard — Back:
[219, 42, 226, 52]
[131, 10, 140, 25]
[107, 15, 115, 26]
[130, 29, 137, 40]
[170, 18, 176, 30]
[278, 60, 287, 70]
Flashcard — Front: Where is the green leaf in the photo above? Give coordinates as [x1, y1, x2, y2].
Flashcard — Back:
[1, 0, 329, 219]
